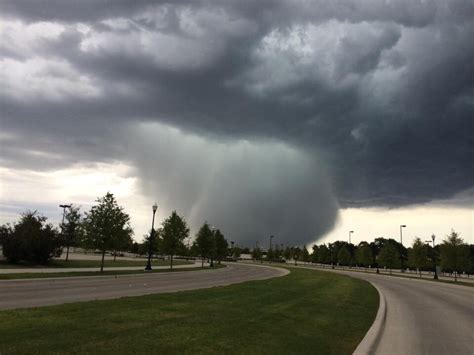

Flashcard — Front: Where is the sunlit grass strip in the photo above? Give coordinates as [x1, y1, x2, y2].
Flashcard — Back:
[0, 258, 193, 269]
[0, 264, 224, 280]
[0, 267, 378, 354]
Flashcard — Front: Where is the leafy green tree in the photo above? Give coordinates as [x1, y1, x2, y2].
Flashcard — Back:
[214, 229, 228, 263]
[378, 243, 401, 274]
[328, 241, 350, 265]
[267, 247, 275, 262]
[273, 245, 283, 260]
[311, 245, 319, 263]
[252, 246, 263, 261]
[1, 211, 62, 265]
[129, 241, 140, 255]
[372, 237, 406, 270]
[161, 211, 189, 270]
[292, 246, 301, 266]
[195, 222, 215, 267]
[60, 205, 84, 261]
[408, 238, 429, 277]
[440, 230, 470, 281]
[356, 242, 373, 269]
[301, 245, 310, 263]
[284, 246, 292, 260]
[232, 246, 241, 258]
[317, 244, 331, 264]
[337, 245, 351, 268]
[83, 192, 133, 272]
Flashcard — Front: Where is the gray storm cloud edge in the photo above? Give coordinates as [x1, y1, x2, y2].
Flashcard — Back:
[0, 1, 473, 244]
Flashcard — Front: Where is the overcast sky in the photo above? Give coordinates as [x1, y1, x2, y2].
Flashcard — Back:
[1, 0, 473, 247]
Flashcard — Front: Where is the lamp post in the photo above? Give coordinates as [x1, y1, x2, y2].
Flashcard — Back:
[400, 225, 406, 272]
[349, 230, 354, 244]
[431, 234, 438, 280]
[59, 204, 72, 261]
[399, 225, 406, 245]
[145, 203, 158, 271]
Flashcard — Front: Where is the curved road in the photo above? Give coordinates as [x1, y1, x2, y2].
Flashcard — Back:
[303, 266, 474, 355]
[0, 263, 288, 311]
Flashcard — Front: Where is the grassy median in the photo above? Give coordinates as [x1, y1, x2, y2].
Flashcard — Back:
[0, 267, 378, 354]
[0, 258, 193, 269]
[0, 264, 224, 280]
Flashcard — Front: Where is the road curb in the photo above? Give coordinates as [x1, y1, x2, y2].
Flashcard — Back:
[353, 283, 386, 355]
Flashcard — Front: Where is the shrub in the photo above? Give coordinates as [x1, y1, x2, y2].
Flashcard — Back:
[1, 211, 62, 265]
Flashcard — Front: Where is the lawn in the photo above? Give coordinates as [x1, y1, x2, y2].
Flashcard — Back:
[0, 267, 378, 354]
[0, 264, 225, 280]
[0, 258, 193, 269]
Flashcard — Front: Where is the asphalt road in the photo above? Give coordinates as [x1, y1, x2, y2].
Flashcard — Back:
[0, 263, 288, 311]
[301, 265, 474, 355]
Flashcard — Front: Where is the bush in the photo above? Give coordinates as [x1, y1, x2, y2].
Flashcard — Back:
[0, 211, 62, 265]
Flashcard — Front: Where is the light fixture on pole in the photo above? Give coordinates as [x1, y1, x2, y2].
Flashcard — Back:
[399, 224, 407, 273]
[399, 225, 406, 245]
[432, 234, 438, 280]
[59, 204, 72, 261]
[145, 203, 158, 271]
[349, 230, 354, 244]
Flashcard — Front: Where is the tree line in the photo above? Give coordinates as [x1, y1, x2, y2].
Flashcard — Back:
[0, 192, 236, 272]
[250, 232, 473, 280]
[309, 231, 473, 279]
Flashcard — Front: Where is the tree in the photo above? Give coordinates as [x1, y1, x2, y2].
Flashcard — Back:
[284, 246, 292, 261]
[252, 246, 263, 262]
[440, 230, 470, 281]
[292, 246, 301, 266]
[408, 238, 429, 277]
[161, 211, 189, 270]
[317, 244, 331, 264]
[83, 192, 133, 272]
[378, 243, 400, 274]
[337, 245, 351, 268]
[1, 211, 62, 265]
[301, 245, 310, 264]
[267, 247, 275, 262]
[232, 246, 241, 259]
[311, 245, 319, 263]
[60, 205, 84, 261]
[356, 242, 373, 269]
[214, 229, 228, 263]
[195, 222, 215, 267]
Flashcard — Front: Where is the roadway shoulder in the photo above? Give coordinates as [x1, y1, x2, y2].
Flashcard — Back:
[353, 282, 386, 355]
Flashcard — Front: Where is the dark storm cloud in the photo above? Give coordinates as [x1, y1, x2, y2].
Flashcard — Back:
[1, 0, 473, 244]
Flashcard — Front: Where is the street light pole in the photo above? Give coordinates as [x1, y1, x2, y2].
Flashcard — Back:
[349, 230, 354, 244]
[399, 225, 406, 245]
[145, 203, 158, 271]
[432, 234, 438, 280]
[59, 204, 72, 261]
[400, 225, 406, 272]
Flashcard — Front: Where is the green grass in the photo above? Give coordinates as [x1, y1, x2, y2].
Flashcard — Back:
[0, 258, 193, 269]
[0, 264, 225, 280]
[302, 263, 474, 288]
[0, 267, 378, 354]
